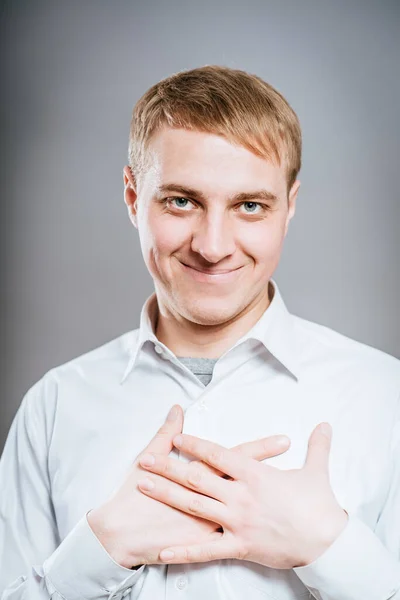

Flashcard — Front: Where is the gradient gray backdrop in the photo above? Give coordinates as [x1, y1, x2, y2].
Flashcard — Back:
[1, 0, 399, 451]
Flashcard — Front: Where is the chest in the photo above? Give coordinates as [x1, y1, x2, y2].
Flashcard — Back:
[49, 368, 392, 540]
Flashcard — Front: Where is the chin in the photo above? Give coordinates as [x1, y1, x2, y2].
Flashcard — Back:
[176, 294, 245, 326]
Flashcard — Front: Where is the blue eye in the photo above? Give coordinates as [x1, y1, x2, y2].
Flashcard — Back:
[242, 202, 260, 213]
[174, 198, 188, 208]
[164, 196, 194, 212]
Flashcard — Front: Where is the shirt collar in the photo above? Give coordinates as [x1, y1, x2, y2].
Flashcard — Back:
[232, 279, 300, 380]
[120, 278, 300, 384]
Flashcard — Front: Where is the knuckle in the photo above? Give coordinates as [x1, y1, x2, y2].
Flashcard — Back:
[160, 458, 172, 477]
[188, 496, 204, 515]
[185, 546, 197, 561]
[187, 545, 205, 562]
[194, 460, 218, 476]
[207, 449, 224, 466]
[236, 543, 249, 560]
[156, 425, 170, 437]
[187, 464, 202, 488]
[205, 546, 217, 561]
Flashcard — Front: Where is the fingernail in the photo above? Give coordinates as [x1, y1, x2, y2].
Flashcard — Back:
[167, 406, 178, 421]
[139, 454, 155, 467]
[173, 434, 183, 448]
[319, 422, 332, 437]
[138, 478, 155, 491]
[276, 435, 290, 445]
[160, 550, 175, 561]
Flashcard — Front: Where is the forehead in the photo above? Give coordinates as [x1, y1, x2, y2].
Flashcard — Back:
[144, 127, 287, 197]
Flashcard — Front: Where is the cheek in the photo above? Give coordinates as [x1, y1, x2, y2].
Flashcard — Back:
[239, 219, 286, 263]
[139, 213, 190, 266]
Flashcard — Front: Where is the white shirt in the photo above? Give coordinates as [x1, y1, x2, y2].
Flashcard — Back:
[1, 278, 400, 600]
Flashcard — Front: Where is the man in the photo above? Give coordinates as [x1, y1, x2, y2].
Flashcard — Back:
[0, 65, 399, 600]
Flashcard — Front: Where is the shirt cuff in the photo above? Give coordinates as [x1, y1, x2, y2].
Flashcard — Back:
[293, 513, 400, 600]
[43, 512, 145, 600]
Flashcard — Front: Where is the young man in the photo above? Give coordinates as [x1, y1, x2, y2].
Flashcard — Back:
[0, 65, 399, 600]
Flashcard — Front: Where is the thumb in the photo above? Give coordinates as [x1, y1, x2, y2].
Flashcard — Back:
[304, 422, 332, 472]
[159, 536, 238, 564]
[143, 405, 184, 456]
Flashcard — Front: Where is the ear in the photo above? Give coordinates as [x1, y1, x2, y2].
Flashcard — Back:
[284, 179, 300, 236]
[123, 165, 138, 228]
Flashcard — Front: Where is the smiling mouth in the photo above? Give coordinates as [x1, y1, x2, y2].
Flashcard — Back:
[180, 262, 243, 275]
[178, 260, 245, 284]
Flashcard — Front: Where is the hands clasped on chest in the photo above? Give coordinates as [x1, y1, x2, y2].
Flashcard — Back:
[87, 404, 348, 570]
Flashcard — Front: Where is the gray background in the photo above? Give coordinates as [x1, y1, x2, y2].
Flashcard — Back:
[1, 0, 399, 452]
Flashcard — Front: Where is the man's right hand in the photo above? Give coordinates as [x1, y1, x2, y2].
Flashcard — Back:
[87, 404, 290, 568]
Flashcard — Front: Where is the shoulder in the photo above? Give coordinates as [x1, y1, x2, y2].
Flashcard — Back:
[46, 328, 140, 384]
[19, 329, 140, 423]
[291, 314, 400, 394]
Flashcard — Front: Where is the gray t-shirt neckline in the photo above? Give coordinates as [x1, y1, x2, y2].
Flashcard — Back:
[176, 356, 218, 386]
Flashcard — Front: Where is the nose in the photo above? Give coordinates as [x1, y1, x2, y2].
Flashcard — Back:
[191, 212, 236, 263]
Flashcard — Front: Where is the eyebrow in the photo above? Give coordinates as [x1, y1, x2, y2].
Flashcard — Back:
[156, 183, 279, 204]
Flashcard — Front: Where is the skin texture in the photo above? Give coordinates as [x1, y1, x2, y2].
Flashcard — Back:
[123, 126, 300, 358]
[89, 126, 348, 569]
[87, 405, 291, 568]
[137, 424, 349, 568]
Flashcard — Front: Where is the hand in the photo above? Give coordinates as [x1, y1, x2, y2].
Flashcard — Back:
[137, 422, 349, 569]
[87, 404, 291, 568]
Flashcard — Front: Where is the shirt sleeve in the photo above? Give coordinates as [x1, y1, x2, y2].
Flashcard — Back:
[0, 374, 145, 599]
[293, 393, 400, 600]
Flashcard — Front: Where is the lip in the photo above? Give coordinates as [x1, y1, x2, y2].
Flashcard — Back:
[179, 261, 244, 283]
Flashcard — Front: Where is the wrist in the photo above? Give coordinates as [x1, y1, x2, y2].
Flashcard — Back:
[296, 508, 349, 568]
[87, 506, 134, 569]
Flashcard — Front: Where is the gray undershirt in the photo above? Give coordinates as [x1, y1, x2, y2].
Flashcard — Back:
[177, 356, 218, 386]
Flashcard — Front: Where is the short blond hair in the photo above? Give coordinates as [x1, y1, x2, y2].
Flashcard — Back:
[128, 65, 302, 192]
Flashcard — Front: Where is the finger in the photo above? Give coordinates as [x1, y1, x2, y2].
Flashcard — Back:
[158, 537, 241, 564]
[139, 452, 229, 502]
[173, 434, 252, 481]
[196, 435, 290, 478]
[141, 405, 183, 457]
[137, 473, 229, 526]
[304, 422, 332, 472]
[232, 435, 290, 461]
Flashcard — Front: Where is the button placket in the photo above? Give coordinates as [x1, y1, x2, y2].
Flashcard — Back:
[167, 562, 191, 596]
[176, 576, 188, 590]
[197, 398, 208, 411]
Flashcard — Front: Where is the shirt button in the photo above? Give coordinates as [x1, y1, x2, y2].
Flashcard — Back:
[176, 577, 187, 590]
[197, 400, 207, 411]
[154, 345, 163, 354]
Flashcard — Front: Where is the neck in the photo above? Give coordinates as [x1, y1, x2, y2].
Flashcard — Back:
[154, 282, 273, 358]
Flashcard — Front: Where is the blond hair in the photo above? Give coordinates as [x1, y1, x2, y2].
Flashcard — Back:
[128, 65, 301, 192]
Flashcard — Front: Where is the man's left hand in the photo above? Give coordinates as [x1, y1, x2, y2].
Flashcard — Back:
[137, 421, 349, 569]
